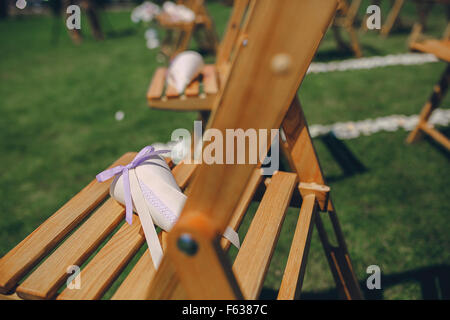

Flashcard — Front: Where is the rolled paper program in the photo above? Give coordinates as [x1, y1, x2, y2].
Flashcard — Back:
[167, 51, 204, 94]
[96, 145, 239, 268]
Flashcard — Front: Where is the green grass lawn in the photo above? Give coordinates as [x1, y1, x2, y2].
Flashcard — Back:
[0, 1, 449, 300]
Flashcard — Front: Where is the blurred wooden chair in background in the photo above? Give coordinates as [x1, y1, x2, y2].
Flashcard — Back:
[157, 0, 218, 59]
[332, 0, 363, 57]
[147, 0, 251, 123]
[407, 22, 450, 150]
[380, 0, 446, 38]
[379, 0, 405, 37]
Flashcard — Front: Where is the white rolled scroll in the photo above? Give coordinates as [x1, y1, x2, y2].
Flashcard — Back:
[167, 51, 204, 94]
[109, 152, 239, 268]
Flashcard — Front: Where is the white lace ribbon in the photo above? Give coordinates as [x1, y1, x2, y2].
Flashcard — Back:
[128, 168, 240, 269]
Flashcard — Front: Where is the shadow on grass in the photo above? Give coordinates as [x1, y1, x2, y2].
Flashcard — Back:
[422, 126, 450, 159]
[259, 264, 450, 300]
[320, 132, 367, 183]
[362, 43, 386, 57]
[383, 23, 415, 36]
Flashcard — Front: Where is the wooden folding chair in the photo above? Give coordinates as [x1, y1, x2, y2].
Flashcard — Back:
[0, 0, 363, 300]
[331, 0, 363, 57]
[157, 0, 219, 59]
[407, 22, 450, 150]
[147, 0, 251, 114]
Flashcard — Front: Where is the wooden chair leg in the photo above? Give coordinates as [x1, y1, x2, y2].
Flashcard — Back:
[415, 0, 434, 33]
[346, 0, 362, 26]
[381, 0, 405, 37]
[315, 209, 363, 299]
[64, 0, 82, 44]
[408, 22, 423, 47]
[82, 0, 104, 40]
[345, 24, 363, 58]
[407, 64, 450, 145]
[332, 24, 351, 52]
[281, 96, 363, 299]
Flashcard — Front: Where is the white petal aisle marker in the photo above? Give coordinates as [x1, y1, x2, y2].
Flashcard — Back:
[307, 53, 438, 74]
[307, 109, 450, 140]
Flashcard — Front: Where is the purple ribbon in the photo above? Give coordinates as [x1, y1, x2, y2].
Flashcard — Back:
[96, 146, 170, 225]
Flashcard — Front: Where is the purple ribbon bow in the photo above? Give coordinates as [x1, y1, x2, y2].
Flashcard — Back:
[96, 146, 170, 224]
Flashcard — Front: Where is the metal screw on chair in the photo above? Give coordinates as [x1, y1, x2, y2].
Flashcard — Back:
[242, 39, 248, 46]
[177, 233, 198, 256]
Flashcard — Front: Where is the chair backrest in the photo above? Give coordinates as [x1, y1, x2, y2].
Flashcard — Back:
[147, 0, 339, 300]
[182, 0, 338, 237]
[147, 0, 340, 300]
[216, 0, 253, 66]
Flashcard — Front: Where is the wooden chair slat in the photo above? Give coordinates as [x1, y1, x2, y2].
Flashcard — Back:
[232, 171, 297, 299]
[380, 0, 405, 37]
[277, 193, 317, 300]
[16, 198, 125, 300]
[220, 168, 262, 249]
[165, 84, 180, 98]
[111, 250, 156, 300]
[115, 250, 188, 300]
[0, 152, 135, 294]
[202, 65, 219, 94]
[112, 231, 187, 300]
[147, 68, 167, 100]
[57, 216, 145, 300]
[149, 96, 214, 111]
[0, 292, 21, 300]
[171, 161, 198, 190]
[184, 79, 200, 97]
